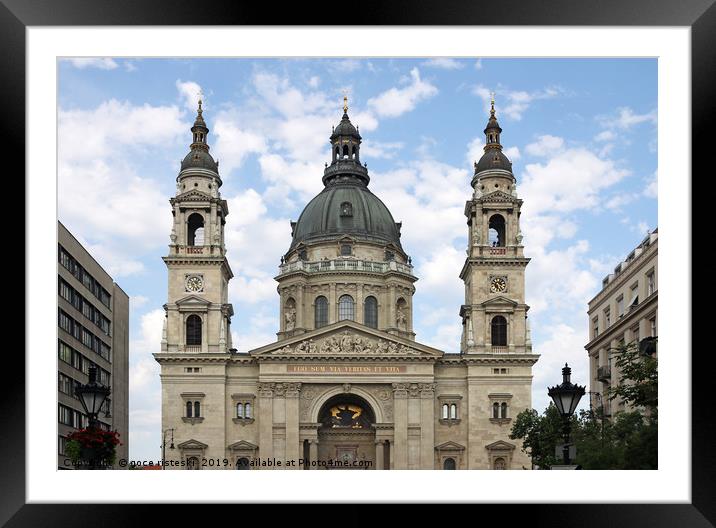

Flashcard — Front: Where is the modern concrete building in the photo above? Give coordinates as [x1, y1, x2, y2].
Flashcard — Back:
[155, 97, 539, 469]
[58, 221, 129, 469]
[585, 228, 658, 418]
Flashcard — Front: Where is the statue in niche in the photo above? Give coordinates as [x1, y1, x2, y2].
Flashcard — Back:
[516, 230, 523, 244]
[510, 182, 518, 197]
[284, 307, 296, 331]
[170, 228, 177, 243]
[396, 306, 407, 330]
[472, 226, 481, 246]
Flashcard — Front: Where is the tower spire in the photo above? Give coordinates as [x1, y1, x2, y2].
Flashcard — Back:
[343, 94, 349, 114]
[483, 93, 503, 151]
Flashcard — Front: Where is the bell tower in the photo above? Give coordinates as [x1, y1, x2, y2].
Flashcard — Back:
[161, 100, 234, 355]
[460, 97, 532, 355]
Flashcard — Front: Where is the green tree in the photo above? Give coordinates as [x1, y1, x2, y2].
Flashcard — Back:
[607, 340, 658, 411]
[509, 403, 574, 469]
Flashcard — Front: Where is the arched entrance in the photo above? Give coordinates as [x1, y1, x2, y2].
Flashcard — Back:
[317, 394, 376, 469]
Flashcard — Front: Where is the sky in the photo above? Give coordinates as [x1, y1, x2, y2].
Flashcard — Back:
[58, 57, 657, 462]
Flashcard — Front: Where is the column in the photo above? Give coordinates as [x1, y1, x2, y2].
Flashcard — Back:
[309, 439, 318, 470]
[389, 284, 396, 328]
[285, 383, 301, 469]
[296, 284, 305, 330]
[329, 283, 337, 324]
[420, 384, 436, 469]
[392, 383, 408, 469]
[375, 440, 384, 470]
[388, 440, 394, 470]
[508, 313, 515, 351]
[257, 383, 274, 468]
[356, 284, 364, 325]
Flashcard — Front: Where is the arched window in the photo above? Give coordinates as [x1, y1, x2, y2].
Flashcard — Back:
[364, 296, 378, 329]
[493, 402, 500, 419]
[443, 458, 456, 470]
[501, 402, 508, 419]
[187, 213, 205, 246]
[494, 457, 507, 470]
[186, 457, 199, 470]
[338, 295, 354, 321]
[244, 403, 252, 419]
[396, 298, 408, 329]
[237, 403, 244, 419]
[488, 214, 506, 247]
[335, 147, 340, 160]
[315, 296, 328, 328]
[340, 202, 353, 217]
[491, 315, 507, 346]
[186, 401, 193, 418]
[342, 144, 350, 158]
[194, 401, 201, 418]
[236, 457, 250, 470]
[442, 404, 449, 419]
[450, 404, 457, 419]
[186, 315, 202, 346]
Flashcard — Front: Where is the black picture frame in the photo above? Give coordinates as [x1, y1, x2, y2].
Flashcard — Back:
[7, 0, 710, 524]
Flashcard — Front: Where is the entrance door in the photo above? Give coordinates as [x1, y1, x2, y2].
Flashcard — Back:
[317, 394, 376, 469]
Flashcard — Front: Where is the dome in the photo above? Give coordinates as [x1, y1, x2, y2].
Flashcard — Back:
[181, 148, 218, 172]
[290, 180, 402, 251]
[331, 113, 361, 140]
[475, 148, 512, 174]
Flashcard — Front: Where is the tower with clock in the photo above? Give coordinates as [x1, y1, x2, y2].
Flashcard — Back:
[160, 100, 234, 356]
[460, 95, 532, 356]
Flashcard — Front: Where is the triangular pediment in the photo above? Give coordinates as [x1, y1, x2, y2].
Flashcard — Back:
[177, 439, 208, 450]
[228, 440, 259, 451]
[435, 441, 466, 452]
[485, 440, 516, 451]
[480, 296, 518, 308]
[477, 190, 517, 203]
[175, 294, 211, 306]
[249, 320, 443, 359]
[175, 189, 212, 201]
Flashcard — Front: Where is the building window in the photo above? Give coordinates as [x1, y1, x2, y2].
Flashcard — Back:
[186, 457, 200, 470]
[59, 404, 74, 426]
[492, 402, 500, 419]
[340, 202, 353, 217]
[58, 373, 74, 396]
[338, 295, 354, 321]
[314, 296, 328, 328]
[59, 436, 67, 456]
[490, 396, 511, 421]
[186, 315, 202, 346]
[194, 401, 201, 418]
[245, 403, 252, 418]
[488, 214, 506, 247]
[650, 317, 657, 337]
[237, 403, 244, 418]
[604, 307, 611, 327]
[632, 325, 640, 343]
[340, 244, 352, 256]
[443, 458, 456, 470]
[364, 296, 378, 329]
[186, 401, 193, 418]
[58, 340, 72, 364]
[236, 457, 250, 470]
[187, 213, 205, 246]
[629, 283, 639, 308]
[592, 317, 599, 338]
[617, 295, 624, 318]
[646, 270, 656, 296]
[442, 404, 449, 419]
[491, 315, 507, 346]
[450, 404, 457, 419]
[493, 457, 507, 470]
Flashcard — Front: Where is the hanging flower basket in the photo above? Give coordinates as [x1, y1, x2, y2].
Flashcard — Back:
[66, 428, 121, 469]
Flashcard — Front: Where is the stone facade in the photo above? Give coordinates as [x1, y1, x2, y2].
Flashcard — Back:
[585, 228, 658, 418]
[155, 98, 539, 470]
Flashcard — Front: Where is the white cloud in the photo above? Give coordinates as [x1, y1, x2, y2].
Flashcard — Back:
[124, 61, 137, 72]
[368, 68, 438, 118]
[130, 295, 149, 309]
[466, 137, 485, 166]
[176, 79, 203, 112]
[525, 135, 565, 156]
[212, 116, 267, 175]
[67, 58, 118, 70]
[474, 59, 483, 70]
[308, 76, 320, 88]
[473, 84, 561, 121]
[612, 107, 657, 129]
[594, 130, 615, 142]
[361, 140, 405, 159]
[643, 170, 657, 198]
[504, 146, 521, 160]
[422, 58, 464, 70]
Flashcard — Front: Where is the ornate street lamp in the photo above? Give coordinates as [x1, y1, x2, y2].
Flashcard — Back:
[548, 363, 585, 466]
[162, 428, 175, 470]
[75, 366, 111, 430]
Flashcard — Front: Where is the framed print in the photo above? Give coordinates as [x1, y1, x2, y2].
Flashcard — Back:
[7, 0, 712, 525]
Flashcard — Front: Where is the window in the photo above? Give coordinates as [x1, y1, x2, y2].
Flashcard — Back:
[338, 295, 354, 321]
[443, 458, 456, 470]
[72, 351, 83, 371]
[314, 296, 328, 328]
[59, 373, 74, 395]
[629, 283, 639, 308]
[501, 402, 508, 419]
[59, 281, 72, 302]
[450, 404, 457, 419]
[364, 296, 378, 329]
[617, 296, 624, 317]
[59, 404, 74, 426]
[340, 244, 352, 256]
[59, 310, 72, 333]
[194, 401, 201, 418]
[186, 457, 200, 470]
[236, 457, 250, 470]
[650, 317, 657, 337]
[82, 328, 94, 349]
[493, 457, 507, 470]
[442, 404, 449, 419]
[59, 436, 67, 456]
[187, 213, 205, 246]
[592, 317, 599, 338]
[604, 308, 611, 327]
[491, 316, 507, 346]
[492, 402, 500, 419]
[59, 341, 72, 364]
[490, 395, 511, 421]
[244, 403, 252, 419]
[632, 325, 640, 343]
[647, 271, 656, 296]
[340, 202, 353, 217]
[186, 401, 193, 418]
[186, 315, 202, 346]
[488, 214, 506, 247]
[237, 403, 244, 418]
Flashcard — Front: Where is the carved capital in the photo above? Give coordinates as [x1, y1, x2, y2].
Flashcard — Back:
[392, 382, 408, 399]
[408, 383, 421, 398]
[273, 383, 287, 397]
[419, 383, 437, 398]
[257, 383, 274, 398]
[285, 382, 302, 398]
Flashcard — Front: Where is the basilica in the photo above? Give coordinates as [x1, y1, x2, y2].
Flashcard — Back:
[154, 96, 539, 470]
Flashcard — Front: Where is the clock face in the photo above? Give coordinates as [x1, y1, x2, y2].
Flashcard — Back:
[186, 275, 204, 292]
[490, 277, 507, 293]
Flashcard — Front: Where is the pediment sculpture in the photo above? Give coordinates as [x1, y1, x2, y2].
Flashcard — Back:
[269, 330, 421, 356]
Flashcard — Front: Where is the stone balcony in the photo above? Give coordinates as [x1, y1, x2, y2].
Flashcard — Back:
[277, 258, 414, 278]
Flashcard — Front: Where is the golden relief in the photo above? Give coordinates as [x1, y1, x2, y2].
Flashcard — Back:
[327, 404, 367, 429]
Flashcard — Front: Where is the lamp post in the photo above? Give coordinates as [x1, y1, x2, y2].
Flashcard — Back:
[162, 428, 175, 470]
[74, 366, 111, 469]
[548, 363, 585, 466]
